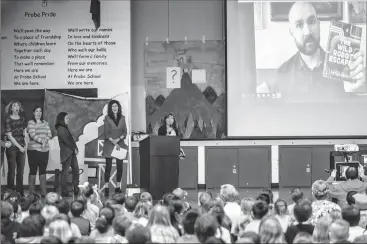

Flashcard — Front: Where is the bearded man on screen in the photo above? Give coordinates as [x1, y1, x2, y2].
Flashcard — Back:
[274, 2, 365, 94]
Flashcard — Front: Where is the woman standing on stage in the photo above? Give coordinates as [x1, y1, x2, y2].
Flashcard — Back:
[27, 106, 52, 197]
[55, 112, 79, 197]
[158, 113, 179, 136]
[4, 100, 27, 196]
[158, 113, 185, 159]
[102, 100, 128, 197]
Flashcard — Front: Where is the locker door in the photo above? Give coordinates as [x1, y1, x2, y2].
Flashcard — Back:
[238, 147, 271, 188]
[206, 147, 238, 188]
[279, 147, 312, 188]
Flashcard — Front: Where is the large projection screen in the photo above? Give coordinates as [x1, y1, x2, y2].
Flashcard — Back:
[227, 1, 367, 137]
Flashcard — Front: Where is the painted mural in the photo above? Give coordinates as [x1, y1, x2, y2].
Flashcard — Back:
[43, 90, 109, 139]
[145, 40, 226, 139]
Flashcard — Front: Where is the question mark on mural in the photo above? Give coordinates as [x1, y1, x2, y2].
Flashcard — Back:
[171, 70, 177, 81]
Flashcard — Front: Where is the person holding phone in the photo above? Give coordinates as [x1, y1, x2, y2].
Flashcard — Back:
[102, 100, 128, 197]
[55, 112, 79, 197]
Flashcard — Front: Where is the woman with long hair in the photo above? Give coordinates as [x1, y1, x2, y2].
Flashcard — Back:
[158, 113, 185, 160]
[235, 198, 254, 237]
[258, 216, 285, 243]
[158, 113, 179, 136]
[133, 200, 153, 227]
[102, 100, 128, 197]
[312, 216, 331, 243]
[4, 100, 27, 196]
[48, 219, 73, 243]
[27, 106, 52, 197]
[209, 202, 232, 243]
[55, 112, 79, 197]
[148, 205, 179, 243]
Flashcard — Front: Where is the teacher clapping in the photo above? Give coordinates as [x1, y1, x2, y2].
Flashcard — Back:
[27, 106, 52, 197]
[102, 100, 128, 197]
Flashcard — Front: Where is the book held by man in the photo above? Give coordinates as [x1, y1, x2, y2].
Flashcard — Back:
[323, 20, 363, 82]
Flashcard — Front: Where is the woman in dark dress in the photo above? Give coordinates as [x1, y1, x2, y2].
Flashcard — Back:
[55, 112, 79, 197]
[4, 100, 27, 196]
[102, 100, 128, 197]
[158, 113, 179, 136]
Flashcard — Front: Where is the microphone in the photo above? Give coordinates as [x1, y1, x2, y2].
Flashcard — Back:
[325, 169, 330, 174]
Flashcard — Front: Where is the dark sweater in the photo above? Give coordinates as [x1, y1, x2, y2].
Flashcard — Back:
[158, 125, 179, 136]
[285, 223, 314, 244]
[71, 217, 91, 236]
[1, 219, 20, 244]
[56, 126, 77, 163]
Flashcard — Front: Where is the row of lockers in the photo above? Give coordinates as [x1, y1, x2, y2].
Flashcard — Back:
[131, 145, 367, 189]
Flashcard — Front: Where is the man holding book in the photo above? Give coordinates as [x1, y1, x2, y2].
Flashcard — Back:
[274, 2, 365, 95]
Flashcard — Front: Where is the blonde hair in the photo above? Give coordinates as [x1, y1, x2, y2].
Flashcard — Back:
[45, 192, 61, 206]
[259, 216, 285, 243]
[329, 219, 350, 242]
[148, 205, 172, 227]
[49, 220, 72, 243]
[240, 198, 254, 215]
[329, 209, 342, 222]
[41, 205, 59, 226]
[220, 184, 239, 203]
[313, 216, 331, 243]
[134, 201, 153, 219]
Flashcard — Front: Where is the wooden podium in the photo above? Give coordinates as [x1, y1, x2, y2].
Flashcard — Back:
[139, 135, 180, 200]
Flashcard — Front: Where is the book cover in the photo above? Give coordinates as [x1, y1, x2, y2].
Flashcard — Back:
[323, 20, 363, 82]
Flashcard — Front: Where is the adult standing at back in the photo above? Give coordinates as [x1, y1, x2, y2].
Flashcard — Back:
[102, 100, 128, 197]
[27, 106, 52, 197]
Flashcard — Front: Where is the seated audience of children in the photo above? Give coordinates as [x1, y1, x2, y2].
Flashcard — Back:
[3, 168, 367, 244]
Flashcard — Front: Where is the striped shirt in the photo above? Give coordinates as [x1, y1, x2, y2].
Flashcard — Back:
[27, 120, 52, 152]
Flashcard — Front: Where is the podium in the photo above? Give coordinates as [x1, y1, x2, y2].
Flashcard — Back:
[139, 135, 180, 200]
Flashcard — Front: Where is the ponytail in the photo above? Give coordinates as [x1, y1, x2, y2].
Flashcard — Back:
[95, 206, 115, 234]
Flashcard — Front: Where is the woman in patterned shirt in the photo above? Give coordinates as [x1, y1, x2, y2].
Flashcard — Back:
[310, 180, 341, 225]
[27, 106, 52, 197]
[4, 100, 27, 196]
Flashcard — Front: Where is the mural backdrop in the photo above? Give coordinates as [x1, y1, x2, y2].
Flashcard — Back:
[43, 90, 108, 139]
[144, 40, 226, 139]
